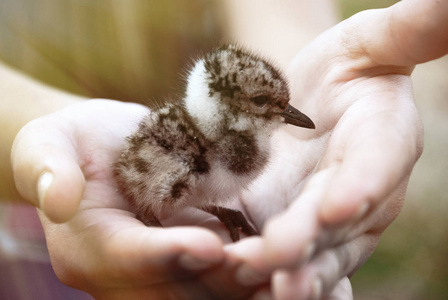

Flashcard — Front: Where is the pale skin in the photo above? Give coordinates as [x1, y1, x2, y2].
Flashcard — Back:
[2, 0, 448, 299]
[250, 0, 446, 298]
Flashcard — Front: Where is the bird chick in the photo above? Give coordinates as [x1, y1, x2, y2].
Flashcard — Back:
[114, 45, 315, 241]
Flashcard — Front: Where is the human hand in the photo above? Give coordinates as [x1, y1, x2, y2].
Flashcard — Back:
[11, 99, 271, 299]
[228, 0, 448, 298]
[11, 1, 448, 298]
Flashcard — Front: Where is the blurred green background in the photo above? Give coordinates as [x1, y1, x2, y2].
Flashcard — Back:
[1, 0, 447, 299]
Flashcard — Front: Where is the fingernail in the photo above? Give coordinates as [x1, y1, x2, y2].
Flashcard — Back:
[178, 254, 214, 271]
[310, 277, 322, 300]
[37, 172, 53, 209]
[235, 263, 270, 286]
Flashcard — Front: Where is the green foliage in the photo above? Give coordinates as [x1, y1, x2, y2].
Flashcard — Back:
[339, 0, 399, 19]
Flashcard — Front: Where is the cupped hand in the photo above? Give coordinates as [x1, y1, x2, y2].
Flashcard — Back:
[12, 99, 268, 299]
[232, 0, 448, 298]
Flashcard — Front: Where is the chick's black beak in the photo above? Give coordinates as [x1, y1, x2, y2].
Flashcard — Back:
[281, 104, 315, 129]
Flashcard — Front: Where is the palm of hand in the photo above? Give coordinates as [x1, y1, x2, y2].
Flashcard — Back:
[237, 21, 423, 299]
[246, 39, 419, 230]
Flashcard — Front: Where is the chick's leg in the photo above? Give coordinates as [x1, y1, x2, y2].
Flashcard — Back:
[202, 205, 259, 242]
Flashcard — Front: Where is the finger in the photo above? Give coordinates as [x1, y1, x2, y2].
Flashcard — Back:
[104, 226, 224, 281]
[261, 166, 338, 269]
[272, 233, 377, 300]
[225, 237, 272, 287]
[319, 93, 422, 224]
[345, 0, 448, 67]
[326, 277, 353, 300]
[12, 118, 85, 223]
[45, 214, 225, 288]
[196, 237, 273, 300]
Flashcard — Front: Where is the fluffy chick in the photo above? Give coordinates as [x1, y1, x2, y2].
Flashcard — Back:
[114, 45, 315, 241]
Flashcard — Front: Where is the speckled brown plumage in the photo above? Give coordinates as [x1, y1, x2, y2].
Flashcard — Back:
[113, 45, 315, 241]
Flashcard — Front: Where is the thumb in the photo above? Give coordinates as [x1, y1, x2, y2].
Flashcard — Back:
[11, 117, 85, 223]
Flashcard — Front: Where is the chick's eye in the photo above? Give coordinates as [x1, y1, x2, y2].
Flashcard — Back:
[251, 95, 269, 107]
